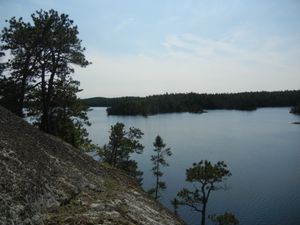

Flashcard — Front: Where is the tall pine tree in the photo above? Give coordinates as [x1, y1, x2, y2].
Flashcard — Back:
[0, 10, 91, 149]
[148, 135, 172, 200]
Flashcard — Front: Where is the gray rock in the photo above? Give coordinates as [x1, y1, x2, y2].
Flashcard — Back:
[0, 106, 184, 225]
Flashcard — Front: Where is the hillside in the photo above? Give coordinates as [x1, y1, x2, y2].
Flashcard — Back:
[0, 106, 184, 225]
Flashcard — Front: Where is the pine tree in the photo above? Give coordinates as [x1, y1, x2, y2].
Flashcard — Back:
[0, 10, 91, 149]
[148, 135, 172, 200]
[176, 160, 231, 225]
[101, 122, 144, 184]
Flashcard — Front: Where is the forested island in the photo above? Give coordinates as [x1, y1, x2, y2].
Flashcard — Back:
[82, 90, 300, 116]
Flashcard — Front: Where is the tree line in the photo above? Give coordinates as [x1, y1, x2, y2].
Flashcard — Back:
[82, 90, 300, 116]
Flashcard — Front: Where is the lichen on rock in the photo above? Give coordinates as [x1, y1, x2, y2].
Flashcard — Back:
[0, 106, 184, 225]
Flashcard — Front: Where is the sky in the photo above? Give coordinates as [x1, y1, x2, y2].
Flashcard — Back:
[0, 0, 300, 98]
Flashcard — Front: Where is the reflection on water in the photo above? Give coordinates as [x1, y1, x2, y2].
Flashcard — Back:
[87, 107, 300, 225]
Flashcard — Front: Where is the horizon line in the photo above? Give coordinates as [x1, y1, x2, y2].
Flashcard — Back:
[81, 89, 300, 99]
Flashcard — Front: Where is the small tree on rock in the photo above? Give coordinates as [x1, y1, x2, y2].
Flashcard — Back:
[101, 122, 144, 184]
[148, 135, 172, 200]
[176, 160, 231, 225]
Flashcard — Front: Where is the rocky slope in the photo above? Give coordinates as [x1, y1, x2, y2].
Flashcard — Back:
[0, 106, 184, 225]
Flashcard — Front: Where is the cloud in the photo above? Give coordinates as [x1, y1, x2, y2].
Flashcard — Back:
[162, 28, 300, 69]
[74, 35, 300, 98]
[72, 27, 300, 98]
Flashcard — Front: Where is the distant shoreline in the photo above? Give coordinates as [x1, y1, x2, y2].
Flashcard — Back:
[82, 90, 300, 116]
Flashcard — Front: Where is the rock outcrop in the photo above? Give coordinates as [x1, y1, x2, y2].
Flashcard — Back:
[0, 106, 184, 225]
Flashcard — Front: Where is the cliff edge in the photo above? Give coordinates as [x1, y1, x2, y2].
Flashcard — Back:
[0, 106, 184, 225]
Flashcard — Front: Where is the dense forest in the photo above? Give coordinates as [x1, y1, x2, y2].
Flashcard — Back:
[82, 90, 300, 116]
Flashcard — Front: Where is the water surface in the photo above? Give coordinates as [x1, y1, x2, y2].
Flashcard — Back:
[87, 107, 300, 225]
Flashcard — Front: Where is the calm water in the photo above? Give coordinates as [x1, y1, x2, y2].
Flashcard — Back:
[86, 107, 300, 225]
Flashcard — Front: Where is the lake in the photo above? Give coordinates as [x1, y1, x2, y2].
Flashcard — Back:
[86, 107, 300, 225]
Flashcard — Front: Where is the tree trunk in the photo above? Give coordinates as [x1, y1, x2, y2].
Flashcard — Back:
[40, 63, 49, 132]
[45, 53, 58, 133]
[155, 152, 160, 200]
[201, 200, 207, 225]
[16, 75, 27, 117]
[41, 53, 58, 133]
[16, 54, 32, 117]
[200, 185, 209, 225]
[112, 146, 118, 167]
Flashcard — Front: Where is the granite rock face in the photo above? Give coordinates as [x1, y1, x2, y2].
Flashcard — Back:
[0, 106, 184, 225]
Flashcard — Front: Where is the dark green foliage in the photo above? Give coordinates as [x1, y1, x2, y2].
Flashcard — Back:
[27, 76, 91, 148]
[83, 90, 300, 116]
[0, 10, 92, 149]
[0, 17, 38, 116]
[148, 135, 172, 200]
[176, 160, 232, 225]
[100, 122, 144, 184]
[103, 97, 148, 116]
[0, 51, 4, 74]
[28, 9, 89, 132]
[106, 93, 203, 115]
[118, 159, 144, 185]
[0, 51, 20, 113]
[82, 97, 115, 107]
[209, 212, 239, 225]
